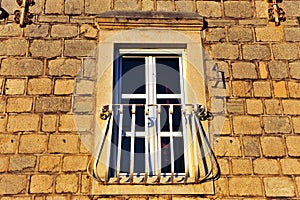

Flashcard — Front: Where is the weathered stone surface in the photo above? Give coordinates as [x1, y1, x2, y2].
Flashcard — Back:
[272, 43, 299, 60]
[25, 24, 50, 37]
[233, 116, 261, 135]
[205, 28, 226, 42]
[73, 97, 94, 113]
[30, 175, 53, 193]
[114, 0, 139, 10]
[292, 117, 300, 133]
[0, 24, 22, 37]
[227, 99, 244, 114]
[39, 155, 61, 172]
[268, 61, 288, 79]
[0, 58, 43, 76]
[253, 81, 271, 97]
[63, 155, 89, 171]
[214, 137, 242, 157]
[7, 97, 33, 113]
[0, 175, 27, 194]
[0, 156, 8, 172]
[253, 159, 280, 175]
[280, 159, 300, 175]
[30, 40, 62, 58]
[5, 79, 25, 95]
[175, 1, 194, 12]
[157, 1, 174, 11]
[224, 1, 254, 18]
[264, 177, 295, 197]
[243, 136, 260, 157]
[80, 24, 98, 39]
[229, 177, 263, 196]
[273, 81, 287, 98]
[48, 58, 81, 77]
[48, 135, 79, 153]
[282, 100, 300, 115]
[259, 62, 268, 79]
[42, 114, 57, 132]
[232, 81, 252, 97]
[242, 45, 271, 60]
[35, 97, 71, 113]
[246, 99, 263, 115]
[231, 62, 257, 79]
[289, 61, 300, 79]
[45, 0, 64, 14]
[261, 137, 286, 157]
[75, 80, 95, 95]
[282, 1, 300, 16]
[0, 135, 18, 154]
[284, 28, 300, 41]
[19, 134, 48, 153]
[288, 81, 300, 97]
[286, 136, 300, 156]
[64, 40, 97, 57]
[228, 27, 253, 42]
[51, 25, 78, 38]
[59, 115, 93, 132]
[65, 0, 82, 14]
[7, 114, 40, 132]
[211, 43, 239, 59]
[38, 15, 69, 23]
[0, 39, 27, 56]
[28, 78, 52, 95]
[56, 174, 79, 193]
[263, 116, 291, 134]
[255, 27, 284, 42]
[255, 1, 268, 18]
[231, 159, 252, 175]
[54, 79, 75, 95]
[85, 0, 110, 14]
[9, 155, 36, 171]
[197, 1, 222, 17]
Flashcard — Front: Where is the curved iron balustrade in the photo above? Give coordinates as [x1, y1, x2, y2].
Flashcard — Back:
[87, 104, 220, 185]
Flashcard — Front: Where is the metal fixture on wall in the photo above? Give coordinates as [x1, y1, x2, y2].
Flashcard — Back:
[268, 0, 286, 26]
[0, 0, 9, 20]
[14, 0, 34, 27]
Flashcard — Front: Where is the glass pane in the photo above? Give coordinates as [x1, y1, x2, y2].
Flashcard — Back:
[121, 99, 145, 132]
[174, 137, 185, 173]
[156, 58, 181, 94]
[122, 57, 145, 94]
[134, 138, 145, 173]
[161, 137, 171, 173]
[157, 99, 182, 132]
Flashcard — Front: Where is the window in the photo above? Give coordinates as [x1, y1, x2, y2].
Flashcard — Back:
[88, 45, 220, 185]
[112, 49, 186, 179]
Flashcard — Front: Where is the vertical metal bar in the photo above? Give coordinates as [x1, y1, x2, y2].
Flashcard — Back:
[169, 105, 175, 183]
[144, 105, 149, 184]
[181, 104, 189, 183]
[116, 105, 123, 183]
[105, 105, 113, 183]
[130, 104, 136, 183]
[157, 105, 161, 183]
[192, 105, 199, 182]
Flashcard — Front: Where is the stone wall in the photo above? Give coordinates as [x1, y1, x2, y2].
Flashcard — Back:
[0, 0, 300, 199]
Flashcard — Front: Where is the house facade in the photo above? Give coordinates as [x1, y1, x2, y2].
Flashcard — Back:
[0, 0, 300, 199]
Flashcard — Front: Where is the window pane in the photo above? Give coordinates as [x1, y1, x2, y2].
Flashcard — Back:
[156, 58, 181, 94]
[157, 99, 182, 132]
[121, 99, 145, 132]
[122, 58, 145, 94]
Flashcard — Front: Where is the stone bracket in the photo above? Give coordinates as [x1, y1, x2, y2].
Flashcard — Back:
[96, 11, 206, 30]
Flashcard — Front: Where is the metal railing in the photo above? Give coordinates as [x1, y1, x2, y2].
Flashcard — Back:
[87, 104, 220, 185]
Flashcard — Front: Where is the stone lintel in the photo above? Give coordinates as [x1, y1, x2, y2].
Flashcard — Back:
[96, 11, 206, 30]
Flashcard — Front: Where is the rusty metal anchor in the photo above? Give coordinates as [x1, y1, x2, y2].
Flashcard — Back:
[268, 0, 286, 26]
[14, 0, 34, 27]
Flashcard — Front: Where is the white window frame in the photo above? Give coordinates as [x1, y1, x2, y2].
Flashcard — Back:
[113, 47, 188, 178]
